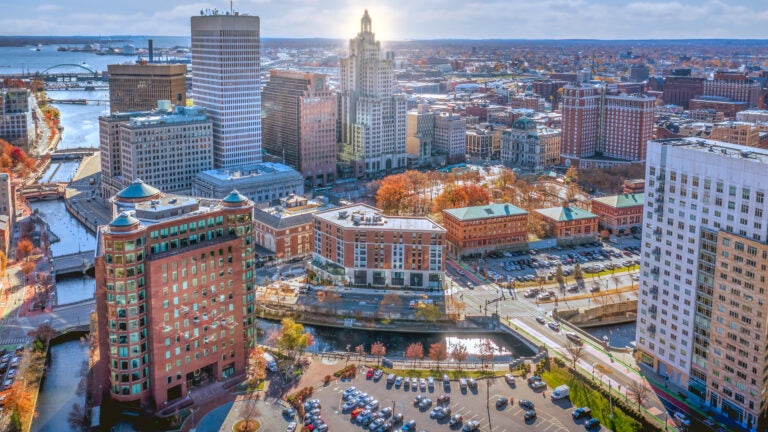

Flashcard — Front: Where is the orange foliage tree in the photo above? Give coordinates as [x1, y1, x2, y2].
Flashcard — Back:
[16, 238, 34, 259]
[428, 341, 448, 370]
[375, 170, 433, 216]
[3, 381, 37, 426]
[433, 184, 491, 213]
[405, 342, 424, 370]
[0, 138, 35, 176]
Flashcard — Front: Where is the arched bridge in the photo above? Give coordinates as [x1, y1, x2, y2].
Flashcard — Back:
[41, 63, 98, 75]
[20, 183, 66, 201]
[52, 251, 95, 277]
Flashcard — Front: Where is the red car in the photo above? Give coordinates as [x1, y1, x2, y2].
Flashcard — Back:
[366, 368, 374, 379]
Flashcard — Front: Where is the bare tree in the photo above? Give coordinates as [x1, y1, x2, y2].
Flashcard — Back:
[478, 339, 495, 369]
[67, 403, 87, 432]
[627, 379, 650, 408]
[564, 341, 585, 368]
[378, 292, 403, 319]
[239, 391, 261, 432]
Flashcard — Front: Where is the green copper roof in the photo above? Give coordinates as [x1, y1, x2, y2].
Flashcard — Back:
[116, 179, 161, 200]
[222, 190, 248, 204]
[110, 212, 139, 228]
[444, 203, 527, 221]
[535, 206, 597, 222]
[592, 193, 645, 208]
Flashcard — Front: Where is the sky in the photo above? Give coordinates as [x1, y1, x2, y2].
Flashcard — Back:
[1, 0, 768, 40]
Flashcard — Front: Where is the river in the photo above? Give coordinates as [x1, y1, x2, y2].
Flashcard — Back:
[32, 340, 89, 432]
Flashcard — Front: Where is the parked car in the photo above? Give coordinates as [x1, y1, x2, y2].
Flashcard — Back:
[495, 397, 509, 408]
[524, 410, 537, 420]
[585, 418, 601, 429]
[449, 414, 464, 426]
[461, 420, 480, 431]
[572, 407, 592, 419]
[504, 374, 516, 386]
[519, 399, 535, 410]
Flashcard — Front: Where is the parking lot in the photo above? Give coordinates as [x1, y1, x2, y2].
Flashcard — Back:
[449, 240, 641, 291]
[310, 370, 604, 432]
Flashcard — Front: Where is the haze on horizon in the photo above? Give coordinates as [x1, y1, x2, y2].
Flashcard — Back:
[1, 0, 767, 41]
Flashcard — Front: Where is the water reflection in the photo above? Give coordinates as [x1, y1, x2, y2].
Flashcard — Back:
[55, 276, 95, 305]
[32, 340, 88, 432]
[46, 90, 108, 150]
[583, 322, 636, 348]
[29, 200, 95, 257]
[41, 160, 81, 183]
[256, 319, 534, 361]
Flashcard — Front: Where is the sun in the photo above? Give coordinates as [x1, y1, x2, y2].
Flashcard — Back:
[339, 7, 397, 41]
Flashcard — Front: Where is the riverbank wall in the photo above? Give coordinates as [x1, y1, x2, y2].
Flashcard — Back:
[555, 300, 637, 328]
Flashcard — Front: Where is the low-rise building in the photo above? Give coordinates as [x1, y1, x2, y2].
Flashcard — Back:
[192, 162, 304, 204]
[442, 203, 528, 258]
[252, 195, 333, 264]
[535, 204, 598, 244]
[310, 204, 445, 290]
[689, 97, 747, 119]
[500, 117, 561, 170]
[591, 193, 644, 236]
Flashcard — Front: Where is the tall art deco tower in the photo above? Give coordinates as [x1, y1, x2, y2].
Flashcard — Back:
[338, 10, 407, 178]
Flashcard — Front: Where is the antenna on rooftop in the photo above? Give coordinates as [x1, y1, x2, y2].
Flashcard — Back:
[230, 0, 234, 14]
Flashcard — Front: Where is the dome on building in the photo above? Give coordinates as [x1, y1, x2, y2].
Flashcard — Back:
[512, 117, 537, 131]
[109, 211, 140, 228]
[116, 179, 161, 201]
[524, 84, 534, 95]
[222, 190, 248, 204]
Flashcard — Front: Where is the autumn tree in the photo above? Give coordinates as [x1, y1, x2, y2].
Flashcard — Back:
[405, 342, 424, 370]
[28, 322, 56, 350]
[564, 341, 585, 368]
[376, 173, 409, 215]
[428, 342, 448, 370]
[415, 304, 444, 323]
[275, 318, 314, 364]
[238, 391, 261, 432]
[375, 171, 432, 216]
[0, 251, 7, 277]
[247, 346, 268, 386]
[370, 342, 386, 366]
[627, 379, 650, 408]
[354, 344, 366, 362]
[378, 292, 403, 319]
[432, 184, 491, 213]
[4, 382, 36, 428]
[555, 264, 564, 284]
[450, 342, 469, 371]
[16, 238, 33, 259]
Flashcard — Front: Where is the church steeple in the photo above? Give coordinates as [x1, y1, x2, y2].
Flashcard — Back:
[361, 9, 372, 34]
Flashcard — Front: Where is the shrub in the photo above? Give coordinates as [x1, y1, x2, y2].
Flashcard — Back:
[333, 364, 356, 379]
[323, 375, 331, 385]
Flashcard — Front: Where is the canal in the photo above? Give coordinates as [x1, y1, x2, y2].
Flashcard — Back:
[32, 340, 89, 432]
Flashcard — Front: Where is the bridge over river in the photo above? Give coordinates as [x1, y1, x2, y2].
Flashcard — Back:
[52, 250, 95, 277]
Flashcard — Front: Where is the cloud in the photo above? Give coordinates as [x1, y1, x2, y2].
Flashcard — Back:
[35, 4, 62, 12]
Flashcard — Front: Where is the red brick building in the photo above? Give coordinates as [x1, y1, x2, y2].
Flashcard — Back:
[310, 204, 445, 289]
[252, 195, 332, 263]
[442, 203, 528, 258]
[591, 193, 645, 236]
[94, 181, 256, 410]
[689, 97, 748, 119]
[535, 204, 598, 244]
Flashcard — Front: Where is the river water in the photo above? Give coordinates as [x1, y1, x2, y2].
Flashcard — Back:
[32, 340, 89, 432]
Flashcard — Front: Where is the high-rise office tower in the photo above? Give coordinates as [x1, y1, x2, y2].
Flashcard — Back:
[561, 84, 654, 167]
[95, 181, 255, 409]
[434, 113, 467, 164]
[191, 10, 261, 168]
[262, 70, 337, 186]
[108, 64, 187, 113]
[338, 10, 407, 178]
[406, 105, 435, 165]
[637, 138, 768, 431]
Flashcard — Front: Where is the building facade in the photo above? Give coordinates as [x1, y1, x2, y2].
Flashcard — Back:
[465, 128, 496, 160]
[192, 162, 304, 204]
[0, 88, 35, 149]
[590, 193, 644, 236]
[310, 204, 445, 289]
[560, 85, 599, 165]
[534, 205, 598, 244]
[442, 203, 528, 258]
[662, 74, 704, 109]
[338, 11, 407, 178]
[709, 122, 764, 148]
[636, 138, 768, 431]
[500, 117, 561, 169]
[261, 70, 337, 186]
[703, 72, 761, 108]
[191, 11, 261, 168]
[689, 97, 748, 119]
[434, 113, 466, 163]
[601, 93, 655, 161]
[406, 105, 436, 166]
[94, 182, 256, 410]
[108, 64, 187, 113]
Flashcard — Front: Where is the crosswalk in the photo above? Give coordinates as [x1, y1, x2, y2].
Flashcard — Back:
[0, 337, 30, 347]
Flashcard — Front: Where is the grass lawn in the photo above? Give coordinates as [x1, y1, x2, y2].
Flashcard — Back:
[541, 366, 641, 432]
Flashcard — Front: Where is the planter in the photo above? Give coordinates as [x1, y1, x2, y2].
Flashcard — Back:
[233, 419, 261, 432]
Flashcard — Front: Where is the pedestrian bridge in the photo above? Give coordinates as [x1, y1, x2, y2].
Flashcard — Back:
[52, 251, 95, 277]
[20, 183, 66, 201]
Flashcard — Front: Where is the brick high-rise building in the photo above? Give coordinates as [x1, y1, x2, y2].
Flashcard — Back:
[561, 85, 654, 166]
[662, 71, 704, 109]
[262, 70, 337, 186]
[191, 10, 262, 169]
[108, 64, 187, 113]
[637, 138, 768, 432]
[703, 71, 761, 108]
[560, 85, 599, 164]
[338, 10, 407, 178]
[95, 181, 256, 410]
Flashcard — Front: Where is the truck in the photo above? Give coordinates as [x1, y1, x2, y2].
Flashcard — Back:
[551, 384, 570, 400]
[263, 352, 278, 372]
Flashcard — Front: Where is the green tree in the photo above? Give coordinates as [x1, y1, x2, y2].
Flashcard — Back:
[276, 318, 314, 363]
[415, 304, 444, 323]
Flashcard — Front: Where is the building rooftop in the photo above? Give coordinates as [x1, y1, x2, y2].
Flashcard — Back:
[535, 206, 597, 222]
[592, 193, 645, 209]
[314, 204, 445, 233]
[128, 105, 208, 127]
[444, 203, 527, 221]
[116, 179, 161, 200]
[196, 162, 301, 184]
[652, 137, 768, 165]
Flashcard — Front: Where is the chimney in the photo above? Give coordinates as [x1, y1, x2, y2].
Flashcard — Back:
[148, 39, 154, 63]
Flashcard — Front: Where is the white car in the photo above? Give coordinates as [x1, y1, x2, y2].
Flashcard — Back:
[674, 412, 691, 426]
[286, 422, 297, 432]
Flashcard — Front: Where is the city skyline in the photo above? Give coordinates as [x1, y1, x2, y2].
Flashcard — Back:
[1, 0, 767, 40]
